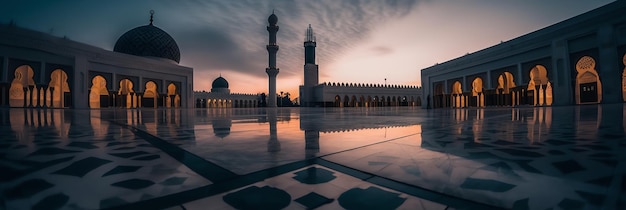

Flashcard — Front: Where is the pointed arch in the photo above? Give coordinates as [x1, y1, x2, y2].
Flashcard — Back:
[89, 75, 109, 108]
[49, 69, 71, 108]
[9, 65, 37, 107]
[472, 77, 484, 107]
[529, 65, 553, 106]
[574, 56, 602, 104]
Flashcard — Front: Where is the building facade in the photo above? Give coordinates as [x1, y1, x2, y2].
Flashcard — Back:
[421, 0, 626, 109]
[0, 13, 193, 109]
[299, 25, 422, 107]
[194, 76, 259, 108]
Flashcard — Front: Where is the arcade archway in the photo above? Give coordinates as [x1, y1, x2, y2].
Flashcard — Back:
[496, 72, 515, 106]
[472, 77, 485, 107]
[89, 76, 109, 108]
[528, 65, 553, 106]
[48, 69, 71, 108]
[451, 81, 463, 108]
[167, 83, 180, 108]
[9, 65, 37, 107]
[143, 81, 158, 108]
[575, 56, 602, 104]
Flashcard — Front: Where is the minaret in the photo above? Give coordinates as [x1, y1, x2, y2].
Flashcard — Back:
[301, 24, 319, 107]
[266, 12, 279, 107]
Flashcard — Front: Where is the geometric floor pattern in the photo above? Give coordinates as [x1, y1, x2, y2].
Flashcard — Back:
[1, 104, 625, 209]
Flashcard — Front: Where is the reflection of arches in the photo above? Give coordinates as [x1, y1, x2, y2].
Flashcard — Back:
[49, 69, 71, 108]
[451, 81, 463, 108]
[622, 54, 626, 101]
[575, 56, 602, 104]
[529, 65, 553, 106]
[89, 76, 109, 108]
[143, 81, 158, 108]
[9, 65, 37, 107]
[472, 77, 484, 107]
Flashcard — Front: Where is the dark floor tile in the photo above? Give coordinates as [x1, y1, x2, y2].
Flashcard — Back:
[67, 142, 98, 149]
[558, 198, 585, 210]
[459, 178, 516, 192]
[293, 167, 336, 184]
[5, 179, 54, 199]
[337, 186, 406, 210]
[223, 186, 291, 210]
[294, 192, 333, 209]
[111, 179, 155, 190]
[108, 151, 150, 159]
[32, 193, 69, 210]
[552, 160, 585, 174]
[27, 147, 80, 156]
[102, 165, 142, 177]
[575, 191, 605, 205]
[53, 157, 112, 177]
[160, 177, 187, 186]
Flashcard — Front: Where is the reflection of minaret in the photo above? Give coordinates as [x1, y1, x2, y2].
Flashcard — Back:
[301, 24, 319, 107]
[267, 109, 280, 152]
[266, 12, 279, 107]
[304, 130, 320, 159]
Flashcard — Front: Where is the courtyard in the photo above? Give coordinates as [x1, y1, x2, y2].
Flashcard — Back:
[1, 105, 625, 209]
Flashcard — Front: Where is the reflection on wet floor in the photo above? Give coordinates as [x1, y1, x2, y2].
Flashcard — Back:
[1, 104, 625, 209]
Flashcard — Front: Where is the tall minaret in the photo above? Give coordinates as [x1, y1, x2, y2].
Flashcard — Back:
[266, 12, 279, 107]
[301, 24, 319, 107]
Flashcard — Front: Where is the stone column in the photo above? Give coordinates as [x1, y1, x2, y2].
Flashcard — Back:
[49, 87, 55, 108]
[23, 87, 28, 107]
[28, 85, 34, 108]
[41, 85, 48, 108]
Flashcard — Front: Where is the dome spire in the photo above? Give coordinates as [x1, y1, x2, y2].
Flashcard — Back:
[149, 10, 154, 25]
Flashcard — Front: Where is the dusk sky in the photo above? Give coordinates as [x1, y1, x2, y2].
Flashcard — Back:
[0, 0, 613, 99]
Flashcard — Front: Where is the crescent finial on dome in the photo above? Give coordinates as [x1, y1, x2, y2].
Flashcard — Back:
[149, 10, 154, 25]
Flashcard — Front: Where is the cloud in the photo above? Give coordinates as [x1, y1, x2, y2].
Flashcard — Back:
[0, 0, 422, 91]
[371, 46, 394, 56]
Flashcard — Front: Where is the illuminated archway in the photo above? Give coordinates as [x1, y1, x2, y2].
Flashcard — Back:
[472, 77, 484, 107]
[528, 65, 553, 106]
[9, 65, 37, 107]
[451, 81, 463, 108]
[143, 81, 158, 108]
[497, 72, 516, 106]
[48, 69, 71, 108]
[167, 83, 180, 108]
[622, 54, 626, 102]
[344, 95, 349, 107]
[89, 76, 109, 108]
[118, 79, 135, 108]
[334, 95, 341, 107]
[575, 56, 602, 104]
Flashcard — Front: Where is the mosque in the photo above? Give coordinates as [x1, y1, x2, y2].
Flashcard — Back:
[421, 0, 626, 109]
[0, 11, 193, 109]
[298, 25, 422, 107]
[193, 76, 260, 108]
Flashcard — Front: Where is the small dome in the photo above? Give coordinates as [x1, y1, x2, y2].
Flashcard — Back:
[212, 76, 229, 89]
[114, 24, 181, 63]
[268, 13, 278, 25]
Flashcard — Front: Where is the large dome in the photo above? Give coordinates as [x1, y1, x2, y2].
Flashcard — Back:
[114, 24, 180, 63]
[212, 76, 229, 89]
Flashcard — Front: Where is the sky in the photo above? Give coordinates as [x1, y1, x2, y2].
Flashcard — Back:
[0, 0, 614, 99]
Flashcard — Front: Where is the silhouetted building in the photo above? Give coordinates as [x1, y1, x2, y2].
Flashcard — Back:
[422, 1, 626, 108]
[194, 76, 259, 108]
[299, 25, 422, 107]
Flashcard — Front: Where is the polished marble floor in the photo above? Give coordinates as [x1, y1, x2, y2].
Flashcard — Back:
[1, 104, 625, 210]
